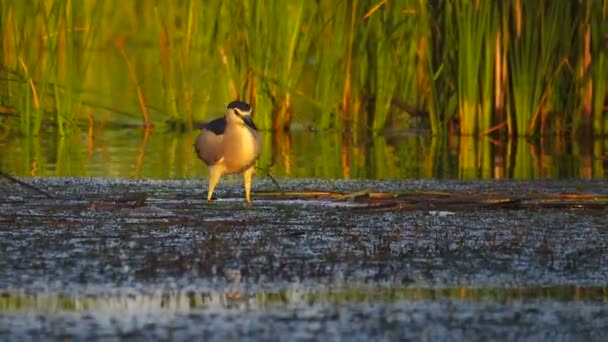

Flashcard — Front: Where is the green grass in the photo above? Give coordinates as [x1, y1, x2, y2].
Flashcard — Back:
[590, 1, 608, 136]
[451, 0, 497, 136]
[1, 0, 607, 137]
[507, 0, 582, 136]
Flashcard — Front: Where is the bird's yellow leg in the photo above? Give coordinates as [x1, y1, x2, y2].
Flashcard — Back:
[243, 166, 255, 203]
[207, 166, 223, 202]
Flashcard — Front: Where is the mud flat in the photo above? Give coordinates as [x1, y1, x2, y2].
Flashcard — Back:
[1, 177, 607, 340]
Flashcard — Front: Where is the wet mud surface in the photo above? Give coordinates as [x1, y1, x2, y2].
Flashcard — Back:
[1, 177, 608, 340]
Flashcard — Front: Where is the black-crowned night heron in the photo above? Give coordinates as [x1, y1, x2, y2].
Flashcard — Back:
[195, 100, 262, 203]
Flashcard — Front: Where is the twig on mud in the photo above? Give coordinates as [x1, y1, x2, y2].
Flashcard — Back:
[88, 193, 148, 211]
[254, 190, 608, 211]
[266, 172, 284, 194]
[256, 165, 284, 195]
[0, 170, 54, 199]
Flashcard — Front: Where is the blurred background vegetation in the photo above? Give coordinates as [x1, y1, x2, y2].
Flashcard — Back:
[0, 0, 607, 180]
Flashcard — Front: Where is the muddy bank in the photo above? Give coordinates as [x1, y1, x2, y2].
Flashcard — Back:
[1, 177, 607, 340]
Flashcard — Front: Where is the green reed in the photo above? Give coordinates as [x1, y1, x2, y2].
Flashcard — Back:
[312, 0, 350, 130]
[1, 1, 104, 136]
[1, 0, 607, 137]
[365, 1, 420, 133]
[365, 2, 399, 133]
[390, 2, 427, 132]
[451, 0, 497, 135]
[153, 0, 238, 128]
[507, 0, 578, 136]
[590, 1, 608, 136]
[1, 1, 44, 135]
[418, 1, 451, 135]
[243, 0, 317, 131]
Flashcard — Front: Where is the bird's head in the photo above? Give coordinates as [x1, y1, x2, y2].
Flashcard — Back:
[225, 100, 252, 123]
[225, 100, 258, 131]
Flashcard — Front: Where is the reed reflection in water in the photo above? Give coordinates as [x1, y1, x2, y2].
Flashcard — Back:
[0, 127, 605, 180]
[2, 285, 607, 313]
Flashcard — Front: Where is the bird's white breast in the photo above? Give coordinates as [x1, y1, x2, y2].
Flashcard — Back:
[222, 124, 260, 173]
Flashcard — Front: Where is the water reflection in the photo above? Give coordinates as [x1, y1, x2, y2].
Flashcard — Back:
[1, 285, 606, 313]
[0, 126, 605, 179]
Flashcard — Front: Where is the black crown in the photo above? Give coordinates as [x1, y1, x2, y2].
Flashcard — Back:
[227, 100, 251, 112]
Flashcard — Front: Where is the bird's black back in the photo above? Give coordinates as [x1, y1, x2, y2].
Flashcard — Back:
[203, 117, 226, 135]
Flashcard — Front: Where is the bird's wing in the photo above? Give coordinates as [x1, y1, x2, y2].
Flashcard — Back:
[203, 117, 226, 134]
[195, 118, 226, 165]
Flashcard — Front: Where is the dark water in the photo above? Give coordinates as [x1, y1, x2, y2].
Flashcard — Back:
[1, 177, 607, 340]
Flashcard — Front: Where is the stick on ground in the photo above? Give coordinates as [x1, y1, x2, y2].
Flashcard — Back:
[0, 170, 55, 198]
